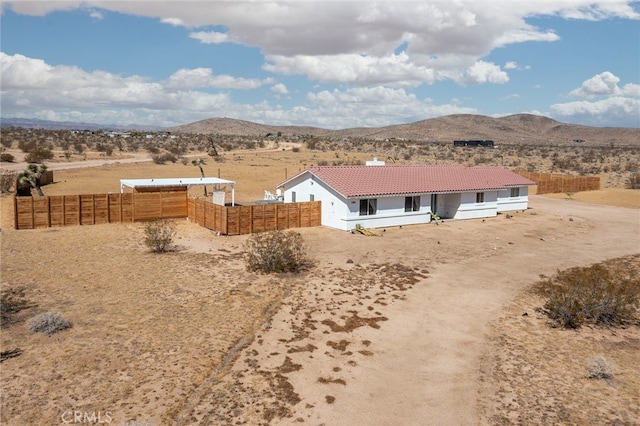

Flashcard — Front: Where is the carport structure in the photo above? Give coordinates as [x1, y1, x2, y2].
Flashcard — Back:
[120, 177, 236, 206]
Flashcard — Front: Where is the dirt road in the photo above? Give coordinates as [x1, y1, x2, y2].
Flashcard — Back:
[254, 196, 639, 425]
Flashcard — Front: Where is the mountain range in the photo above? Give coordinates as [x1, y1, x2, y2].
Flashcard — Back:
[168, 114, 640, 146]
[2, 114, 638, 146]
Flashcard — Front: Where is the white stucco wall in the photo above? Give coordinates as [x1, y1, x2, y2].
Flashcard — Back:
[453, 191, 499, 219]
[497, 186, 530, 212]
[282, 173, 350, 230]
[342, 195, 432, 230]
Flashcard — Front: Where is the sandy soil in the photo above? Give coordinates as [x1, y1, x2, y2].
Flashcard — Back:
[1, 151, 639, 425]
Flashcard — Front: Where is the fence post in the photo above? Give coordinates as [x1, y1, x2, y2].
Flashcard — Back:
[13, 196, 18, 230]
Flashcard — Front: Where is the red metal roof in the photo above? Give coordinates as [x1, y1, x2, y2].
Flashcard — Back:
[279, 165, 535, 198]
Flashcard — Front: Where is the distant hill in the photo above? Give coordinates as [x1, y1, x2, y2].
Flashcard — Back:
[2, 114, 638, 146]
[169, 114, 640, 146]
[0, 117, 164, 132]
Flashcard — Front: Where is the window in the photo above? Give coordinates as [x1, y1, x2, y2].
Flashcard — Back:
[359, 198, 377, 216]
[510, 188, 520, 198]
[405, 195, 420, 212]
[291, 191, 296, 202]
[476, 192, 484, 203]
[310, 194, 315, 201]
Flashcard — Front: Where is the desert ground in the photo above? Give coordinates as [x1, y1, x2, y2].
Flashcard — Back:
[1, 148, 639, 425]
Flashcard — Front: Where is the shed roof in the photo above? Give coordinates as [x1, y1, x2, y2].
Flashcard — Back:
[278, 165, 535, 198]
[120, 177, 234, 191]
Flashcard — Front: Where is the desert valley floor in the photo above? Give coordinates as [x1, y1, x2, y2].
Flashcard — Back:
[1, 155, 639, 425]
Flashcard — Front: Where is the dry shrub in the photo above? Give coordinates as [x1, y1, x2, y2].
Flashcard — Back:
[0, 286, 35, 327]
[143, 220, 177, 253]
[535, 263, 639, 329]
[586, 355, 614, 380]
[27, 312, 72, 335]
[628, 172, 640, 189]
[244, 230, 311, 273]
[0, 152, 15, 162]
[0, 170, 17, 193]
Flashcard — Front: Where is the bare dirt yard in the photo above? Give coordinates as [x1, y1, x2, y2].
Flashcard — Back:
[1, 152, 639, 425]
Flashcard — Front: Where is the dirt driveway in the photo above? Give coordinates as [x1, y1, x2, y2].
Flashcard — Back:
[239, 196, 639, 425]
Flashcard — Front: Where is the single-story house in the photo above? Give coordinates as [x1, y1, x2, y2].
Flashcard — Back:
[276, 163, 535, 231]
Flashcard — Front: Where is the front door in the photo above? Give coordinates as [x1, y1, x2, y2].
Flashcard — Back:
[430, 194, 438, 216]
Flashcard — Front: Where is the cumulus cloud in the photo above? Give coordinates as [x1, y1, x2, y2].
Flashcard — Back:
[189, 31, 230, 44]
[271, 83, 289, 95]
[0, 52, 478, 128]
[570, 71, 622, 98]
[554, 71, 640, 126]
[0, 52, 264, 126]
[264, 52, 437, 87]
[3, 2, 639, 128]
[551, 96, 640, 127]
[6, 0, 632, 88]
[300, 86, 477, 128]
[456, 61, 509, 85]
[166, 67, 273, 90]
[161, 17, 185, 27]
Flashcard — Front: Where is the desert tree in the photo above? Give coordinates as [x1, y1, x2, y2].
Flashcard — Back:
[191, 157, 208, 196]
[17, 163, 47, 196]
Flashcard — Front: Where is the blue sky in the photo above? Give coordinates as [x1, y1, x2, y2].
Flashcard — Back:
[1, 1, 639, 129]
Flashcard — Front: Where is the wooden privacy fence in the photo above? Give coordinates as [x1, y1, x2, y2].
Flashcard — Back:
[13, 191, 321, 235]
[188, 199, 321, 235]
[516, 171, 600, 194]
[14, 191, 188, 229]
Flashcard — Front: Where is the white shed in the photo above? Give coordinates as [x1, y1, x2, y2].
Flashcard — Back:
[120, 177, 236, 205]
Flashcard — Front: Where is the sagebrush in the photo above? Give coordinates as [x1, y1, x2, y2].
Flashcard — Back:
[535, 262, 639, 329]
[27, 312, 72, 335]
[244, 230, 311, 273]
[587, 355, 614, 380]
[144, 220, 177, 253]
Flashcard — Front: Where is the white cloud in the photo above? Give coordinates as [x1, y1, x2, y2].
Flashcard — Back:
[0, 52, 479, 128]
[189, 31, 230, 44]
[504, 61, 518, 70]
[7, 1, 632, 88]
[89, 10, 103, 20]
[622, 83, 640, 97]
[166, 67, 273, 90]
[455, 61, 509, 85]
[570, 71, 622, 98]
[551, 96, 640, 127]
[161, 17, 185, 27]
[265, 52, 437, 87]
[299, 86, 477, 128]
[0, 52, 263, 126]
[271, 83, 289, 95]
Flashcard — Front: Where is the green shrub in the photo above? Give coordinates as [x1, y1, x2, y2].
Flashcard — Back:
[535, 263, 639, 329]
[27, 312, 72, 335]
[143, 220, 177, 253]
[244, 230, 311, 273]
